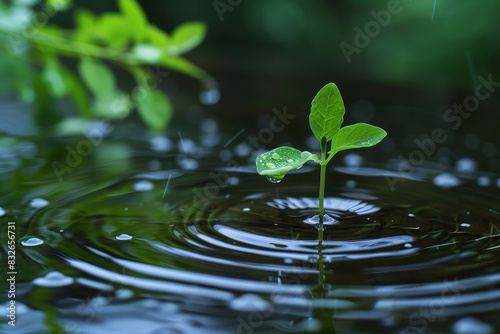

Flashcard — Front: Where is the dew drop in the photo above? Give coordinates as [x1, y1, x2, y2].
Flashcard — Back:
[263, 156, 267, 160]
[265, 176, 282, 183]
[266, 163, 276, 169]
[21, 237, 44, 247]
[287, 159, 293, 163]
[271, 153, 280, 160]
[115, 234, 133, 241]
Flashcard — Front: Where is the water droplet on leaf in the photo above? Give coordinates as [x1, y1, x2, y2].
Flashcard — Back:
[272, 153, 280, 160]
[266, 163, 275, 169]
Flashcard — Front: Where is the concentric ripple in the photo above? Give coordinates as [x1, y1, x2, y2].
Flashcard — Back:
[19, 166, 500, 333]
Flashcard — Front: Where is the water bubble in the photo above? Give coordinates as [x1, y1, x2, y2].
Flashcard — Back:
[115, 234, 133, 241]
[271, 153, 280, 160]
[477, 176, 491, 187]
[133, 180, 154, 192]
[29, 198, 49, 208]
[453, 317, 493, 334]
[33, 271, 73, 287]
[21, 237, 44, 247]
[266, 163, 276, 169]
[0, 207, 5, 216]
[150, 136, 172, 153]
[433, 173, 461, 188]
[455, 158, 477, 173]
[230, 294, 270, 312]
[343, 153, 363, 167]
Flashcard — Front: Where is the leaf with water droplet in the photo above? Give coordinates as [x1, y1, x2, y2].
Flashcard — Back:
[329, 123, 387, 155]
[255, 147, 318, 183]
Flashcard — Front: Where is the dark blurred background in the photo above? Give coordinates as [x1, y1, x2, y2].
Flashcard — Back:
[2, 0, 500, 170]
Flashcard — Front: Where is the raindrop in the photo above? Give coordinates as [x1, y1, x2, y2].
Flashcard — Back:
[21, 237, 44, 247]
[133, 180, 154, 192]
[29, 198, 49, 209]
[433, 173, 461, 188]
[272, 153, 280, 160]
[115, 234, 133, 241]
[33, 271, 73, 287]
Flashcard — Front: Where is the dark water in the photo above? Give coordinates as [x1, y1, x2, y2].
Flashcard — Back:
[2, 129, 500, 334]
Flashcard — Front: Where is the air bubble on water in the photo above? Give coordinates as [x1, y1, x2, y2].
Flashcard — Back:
[272, 153, 280, 160]
[115, 234, 133, 241]
[0, 207, 5, 216]
[242, 208, 251, 212]
[133, 180, 154, 192]
[266, 163, 276, 169]
[30, 198, 48, 208]
[433, 173, 461, 188]
[477, 176, 491, 187]
[229, 294, 270, 312]
[408, 213, 415, 217]
[303, 214, 337, 225]
[33, 271, 74, 287]
[21, 237, 44, 247]
[452, 317, 493, 334]
[460, 223, 470, 228]
[455, 158, 477, 173]
[343, 153, 363, 167]
[150, 136, 172, 152]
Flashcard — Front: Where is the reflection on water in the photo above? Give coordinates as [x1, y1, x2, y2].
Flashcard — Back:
[3, 135, 500, 334]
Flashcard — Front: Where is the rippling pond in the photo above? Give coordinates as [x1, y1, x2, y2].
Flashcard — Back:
[2, 124, 500, 334]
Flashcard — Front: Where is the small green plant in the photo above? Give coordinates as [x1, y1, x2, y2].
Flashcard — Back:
[256, 83, 387, 224]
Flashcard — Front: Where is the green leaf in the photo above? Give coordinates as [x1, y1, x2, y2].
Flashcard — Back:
[97, 13, 130, 48]
[147, 25, 170, 48]
[118, 0, 148, 42]
[136, 89, 172, 132]
[41, 58, 67, 98]
[256, 147, 318, 183]
[62, 71, 91, 118]
[47, 0, 72, 11]
[167, 22, 206, 56]
[78, 58, 116, 97]
[160, 56, 208, 82]
[330, 123, 387, 154]
[94, 90, 131, 119]
[309, 82, 345, 142]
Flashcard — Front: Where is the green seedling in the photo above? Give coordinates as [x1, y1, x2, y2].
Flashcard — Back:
[256, 83, 387, 225]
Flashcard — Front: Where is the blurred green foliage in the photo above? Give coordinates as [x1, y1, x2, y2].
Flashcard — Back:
[0, 0, 210, 133]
